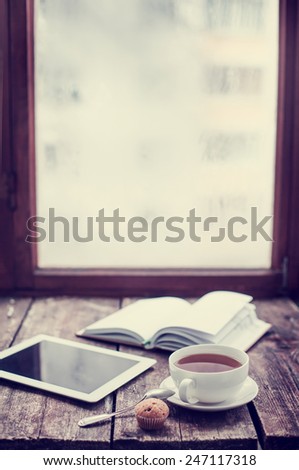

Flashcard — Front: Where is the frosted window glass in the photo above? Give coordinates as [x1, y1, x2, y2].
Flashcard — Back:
[34, 0, 278, 268]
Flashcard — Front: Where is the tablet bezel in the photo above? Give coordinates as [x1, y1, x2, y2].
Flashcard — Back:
[0, 335, 156, 402]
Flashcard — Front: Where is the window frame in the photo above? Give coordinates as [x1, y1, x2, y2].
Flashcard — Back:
[0, 0, 298, 298]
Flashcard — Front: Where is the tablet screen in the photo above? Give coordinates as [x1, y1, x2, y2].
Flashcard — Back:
[0, 339, 139, 394]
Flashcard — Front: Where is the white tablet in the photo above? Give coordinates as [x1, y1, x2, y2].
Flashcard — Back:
[0, 335, 156, 402]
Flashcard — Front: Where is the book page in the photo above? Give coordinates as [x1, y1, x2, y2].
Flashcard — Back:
[148, 291, 252, 337]
[84, 297, 190, 341]
[188, 291, 253, 336]
[83, 291, 252, 342]
[219, 316, 271, 351]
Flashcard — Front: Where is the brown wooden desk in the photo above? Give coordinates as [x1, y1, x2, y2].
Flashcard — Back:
[0, 297, 298, 450]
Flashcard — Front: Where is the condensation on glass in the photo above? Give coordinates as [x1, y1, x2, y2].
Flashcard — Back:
[34, 0, 278, 268]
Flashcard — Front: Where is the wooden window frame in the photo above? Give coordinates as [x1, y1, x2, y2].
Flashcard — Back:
[0, 0, 299, 298]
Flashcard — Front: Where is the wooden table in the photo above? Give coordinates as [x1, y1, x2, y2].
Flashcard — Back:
[0, 296, 298, 450]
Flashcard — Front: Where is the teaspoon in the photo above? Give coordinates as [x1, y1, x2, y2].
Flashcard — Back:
[78, 388, 175, 427]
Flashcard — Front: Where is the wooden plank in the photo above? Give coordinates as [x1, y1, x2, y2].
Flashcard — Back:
[271, 0, 298, 272]
[113, 297, 181, 449]
[0, 0, 14, 290]
[32, 268, 281, 299]
[113, 298, 257, 450]
[286, 0, 299, 294]
[179, 408, 257, 450]
[0, 297, 120, 449]
[0, 297, 32, 350]
[113, 346, 182, 449]
[249, 298, 299, 449]
[9, 0, 36, 289]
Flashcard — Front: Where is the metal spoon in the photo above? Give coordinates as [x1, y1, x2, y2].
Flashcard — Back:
[78, 388, 175, 427]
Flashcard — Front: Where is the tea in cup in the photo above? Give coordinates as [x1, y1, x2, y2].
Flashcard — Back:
[169, 344, 249, 404]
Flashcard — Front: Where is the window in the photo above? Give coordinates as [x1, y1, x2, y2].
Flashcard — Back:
[1, 0, 299, 297]
[35, 0, 278, 269]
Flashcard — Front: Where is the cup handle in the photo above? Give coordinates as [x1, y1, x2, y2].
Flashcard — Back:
[178, 378, 198, 404]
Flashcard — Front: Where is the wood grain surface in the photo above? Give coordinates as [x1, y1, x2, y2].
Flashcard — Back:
[0, 297, 119, 449]
[0, 296, 298, 449]
[249, 298, 299, 449]
[113, 299, 257, 450]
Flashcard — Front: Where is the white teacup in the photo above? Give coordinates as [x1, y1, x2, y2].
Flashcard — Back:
[169, 344, 249, 404]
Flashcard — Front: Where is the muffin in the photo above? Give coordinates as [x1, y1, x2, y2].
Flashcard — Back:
[134, 398, 169, 430]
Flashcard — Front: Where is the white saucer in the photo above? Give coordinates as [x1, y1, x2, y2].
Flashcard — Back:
[159, 376, 258, 412]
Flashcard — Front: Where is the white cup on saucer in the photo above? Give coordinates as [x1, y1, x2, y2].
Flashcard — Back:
[169, 344, 249, 404]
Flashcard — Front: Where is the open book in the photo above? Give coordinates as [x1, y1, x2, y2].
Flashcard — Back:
[77, 291, 271, 352]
